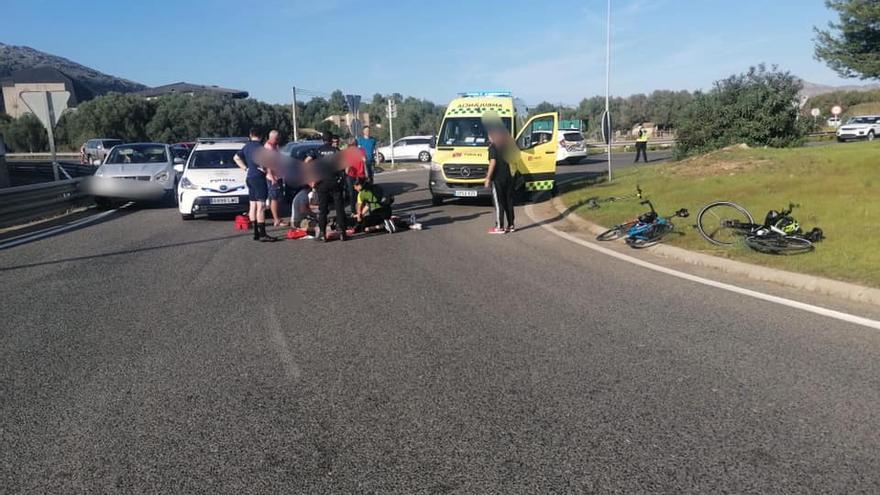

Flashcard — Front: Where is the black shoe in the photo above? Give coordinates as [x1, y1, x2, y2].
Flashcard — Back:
[252, 221, 260, 241]
[258, 223, 277, 242]
[339, 231, 349, 242]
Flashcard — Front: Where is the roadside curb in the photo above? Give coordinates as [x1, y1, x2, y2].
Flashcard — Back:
[545, 193, 880, 306]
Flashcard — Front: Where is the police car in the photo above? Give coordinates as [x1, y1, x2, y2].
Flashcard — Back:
[176, 138, 250, 220]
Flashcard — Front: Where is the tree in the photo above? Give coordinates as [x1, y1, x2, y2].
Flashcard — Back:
[59, 92, 155, 147]
[4, 114, 48, 152]
[675, 65, 808, 157]
[815, 0, 880, 80]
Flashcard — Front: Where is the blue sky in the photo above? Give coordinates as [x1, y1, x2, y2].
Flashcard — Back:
[2, 0, 854, 106]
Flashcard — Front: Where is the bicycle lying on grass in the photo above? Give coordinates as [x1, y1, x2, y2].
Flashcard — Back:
[597, 198, 689, 248]
[697, 201, 824, 254]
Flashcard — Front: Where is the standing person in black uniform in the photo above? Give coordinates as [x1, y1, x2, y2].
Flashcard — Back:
[484, 128, 515, 234]
[305, 134, 347, 242]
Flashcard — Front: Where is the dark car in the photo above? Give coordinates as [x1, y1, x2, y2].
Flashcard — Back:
[281, 140, 323, 160]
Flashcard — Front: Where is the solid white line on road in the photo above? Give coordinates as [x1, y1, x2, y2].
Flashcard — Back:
[0, 206, 125, 251]
[528, 207, 880, 331]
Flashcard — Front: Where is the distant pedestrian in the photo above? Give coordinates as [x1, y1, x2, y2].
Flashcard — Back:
[485, 128, 515, 234]
[264, 130, 287, 227]
[234, 128, 277, 241]
[634, 123, 649, 163]
[356, 126, 377, 181]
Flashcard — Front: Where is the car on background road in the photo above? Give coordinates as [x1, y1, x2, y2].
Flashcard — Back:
[83, 138, 123, 164]
[556, 129, 588, 164]
[836, 115, 880, 142]
[281, 140, 323, 160]
[376, 135, 435, 163]
[176, 138, 249, 220]
[90, 143, 182, 208]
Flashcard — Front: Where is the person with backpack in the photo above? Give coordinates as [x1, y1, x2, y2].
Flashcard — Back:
[353, 178, 395, 233]
[305, 134, 347, 242]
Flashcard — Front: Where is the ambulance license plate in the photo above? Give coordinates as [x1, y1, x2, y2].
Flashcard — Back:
[210, 197, 238, 204]
[454, 190, 478, 197]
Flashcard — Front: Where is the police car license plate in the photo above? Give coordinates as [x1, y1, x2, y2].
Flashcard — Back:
[210, 197, 238, 204]
[454, 190, 478, 197]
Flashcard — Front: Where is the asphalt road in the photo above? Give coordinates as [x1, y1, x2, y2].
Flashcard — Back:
[2, 151, 880, 493]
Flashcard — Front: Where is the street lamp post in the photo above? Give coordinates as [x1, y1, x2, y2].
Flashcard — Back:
[605, 0, 612, 181]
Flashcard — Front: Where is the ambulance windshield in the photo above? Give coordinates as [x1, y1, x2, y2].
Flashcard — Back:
[438, 117, 511, 147]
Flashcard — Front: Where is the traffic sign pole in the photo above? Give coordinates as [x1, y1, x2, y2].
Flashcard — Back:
[20, 90, 70, 181]
[388, 98, 397, 166]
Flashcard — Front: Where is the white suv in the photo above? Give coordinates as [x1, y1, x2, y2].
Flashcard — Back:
[376, 135, 435, 163]
[837, 115, 880, 142]
[176, 138, 249, 220]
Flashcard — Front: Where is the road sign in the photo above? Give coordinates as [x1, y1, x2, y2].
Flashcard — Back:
[387, 99, 397, 119]
[601, 110, 612, 145]
[811, 108, 821, 118]
[19, 91, 70, 181]
[345, 94, 362, 137]
[831, 105, 842, 116]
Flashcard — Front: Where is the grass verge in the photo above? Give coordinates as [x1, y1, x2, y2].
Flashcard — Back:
[562, 141, 880, 288]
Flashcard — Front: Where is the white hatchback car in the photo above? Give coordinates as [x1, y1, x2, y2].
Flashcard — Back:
[176, 138, 250, 220]
[375, 135, 435, 163]
[91, 143, 181, 207]
[836, 115, 880, 142]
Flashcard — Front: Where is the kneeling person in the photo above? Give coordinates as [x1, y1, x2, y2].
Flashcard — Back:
[354, 179, 394, 233]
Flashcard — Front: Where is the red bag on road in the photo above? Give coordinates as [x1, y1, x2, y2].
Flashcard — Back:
[235, 215, 251, 231]
[286, 228, 308, 240]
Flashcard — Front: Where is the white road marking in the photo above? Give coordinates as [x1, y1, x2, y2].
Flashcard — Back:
[0, 206, 125, 251]
[265, 305, 302, 381]
[527, 206, 880, 331]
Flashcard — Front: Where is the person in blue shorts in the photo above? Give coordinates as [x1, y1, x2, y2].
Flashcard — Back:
[234, 128, 277, 242]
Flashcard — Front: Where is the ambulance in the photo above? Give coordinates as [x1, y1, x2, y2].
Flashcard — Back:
[428, 91, 558, 205]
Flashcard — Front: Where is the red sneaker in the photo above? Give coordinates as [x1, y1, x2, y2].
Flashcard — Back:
[488, 227, 506, 235]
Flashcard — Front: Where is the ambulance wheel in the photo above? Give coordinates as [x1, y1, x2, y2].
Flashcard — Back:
[181, 213, 194, 221]
[431, 194, 443, 206]
[418, 151, 431, 162]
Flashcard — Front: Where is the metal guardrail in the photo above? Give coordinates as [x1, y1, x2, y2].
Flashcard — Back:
[0, 178, 92, 229]
[6, 161, 97, 179]
[6, 152, 81, 161]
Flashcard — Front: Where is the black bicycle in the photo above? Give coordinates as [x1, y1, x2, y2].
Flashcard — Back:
[697, 201, 823, 254]
[584, 185, 643, 210]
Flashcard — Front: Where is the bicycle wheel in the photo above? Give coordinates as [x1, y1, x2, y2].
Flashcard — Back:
[697, 201, 755, 246]
[626, 222, 673, 248]
[597, 221, 637, 241]
[745, 234, 813, 255]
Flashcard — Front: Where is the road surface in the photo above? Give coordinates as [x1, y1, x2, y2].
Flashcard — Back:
[2, 151, 879, 493]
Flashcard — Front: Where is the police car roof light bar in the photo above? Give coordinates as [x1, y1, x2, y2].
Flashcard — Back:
[196, 137, 249, 144]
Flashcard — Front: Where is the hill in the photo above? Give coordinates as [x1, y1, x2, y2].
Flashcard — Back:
[799, 79, 880, 99]
[0, 42, 147, 96]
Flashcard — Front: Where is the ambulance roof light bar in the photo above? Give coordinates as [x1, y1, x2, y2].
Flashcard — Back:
[458, 91, 512, 98]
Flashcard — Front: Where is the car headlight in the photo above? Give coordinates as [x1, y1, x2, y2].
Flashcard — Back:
[153, 170, 170, 182]
[179, 177, 198, 190]
[430, 161, 441, 171]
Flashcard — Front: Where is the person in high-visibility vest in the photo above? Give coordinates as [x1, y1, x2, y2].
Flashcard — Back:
[634, 124, 649, 163]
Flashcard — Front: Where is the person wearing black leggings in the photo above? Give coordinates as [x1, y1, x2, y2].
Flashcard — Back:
[485, 130, 515, 234]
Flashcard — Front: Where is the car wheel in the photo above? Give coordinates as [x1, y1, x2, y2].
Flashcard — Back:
[377, 153, 385, 163]
[836, 137, 845, 143]
[869, 131, 875, 142]
[181, 213, 194, 221]
[431, 195, 443, 206]
[418, 151, 431, 162]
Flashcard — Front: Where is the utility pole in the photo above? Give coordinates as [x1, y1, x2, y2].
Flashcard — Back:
[291, 86, 299, 142]
[604, 0, 612, 182]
